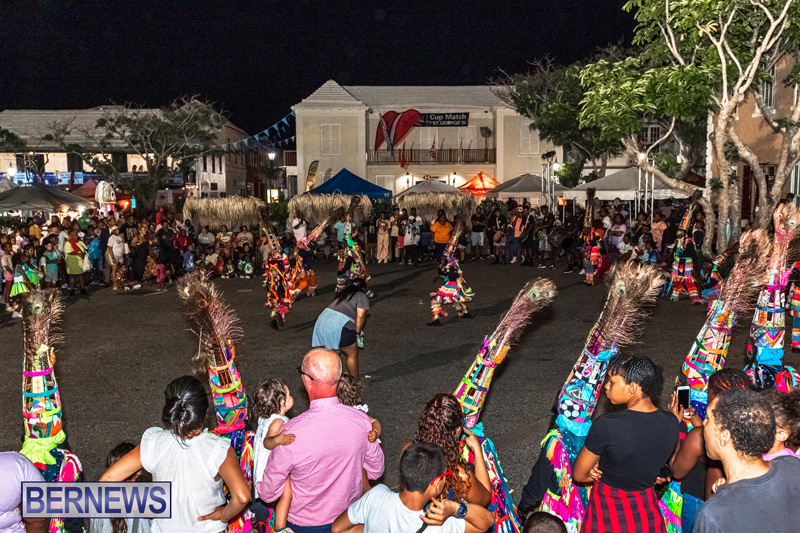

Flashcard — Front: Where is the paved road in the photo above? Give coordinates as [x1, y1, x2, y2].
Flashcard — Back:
[2, 258, 795, 498]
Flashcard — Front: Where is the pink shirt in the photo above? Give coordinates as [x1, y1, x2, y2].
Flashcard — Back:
[763, 447, 800, 461]
[257, 397, 384, 527]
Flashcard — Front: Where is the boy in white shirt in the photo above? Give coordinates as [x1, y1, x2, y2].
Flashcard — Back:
[332, 442, 494, 533]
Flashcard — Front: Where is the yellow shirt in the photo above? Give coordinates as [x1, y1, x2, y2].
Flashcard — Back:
[28, 225, 41, 240]
[430, 220, 453, 244]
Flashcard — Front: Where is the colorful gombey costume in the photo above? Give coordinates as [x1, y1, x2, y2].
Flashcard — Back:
[178, 272, 255, 533]
[19, 290, 82, 533]
[263, 233, 294, 328]
[746, 203, 800, 391]
[541, 264, 660, 533]
[454, 277, 557, 533]
[431, 222, 474, 324]
[291, 209, 343, 299]
[670, 193, 702, 303]
[660, 230, 774, 532]
[682, 230, 772, 418]
[582, 188, 602, 285]
[790, 261, 800, 352]
[337, 233, 373, 298]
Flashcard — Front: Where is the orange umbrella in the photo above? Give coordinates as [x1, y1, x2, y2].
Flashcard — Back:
[459, 171, 498, 196]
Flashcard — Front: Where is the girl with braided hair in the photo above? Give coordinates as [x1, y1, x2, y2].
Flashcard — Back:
[413, 393, 492, 506]
[573, 356, 679, 533]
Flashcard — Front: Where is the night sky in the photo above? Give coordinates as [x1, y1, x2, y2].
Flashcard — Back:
[0, 1, 634, 134]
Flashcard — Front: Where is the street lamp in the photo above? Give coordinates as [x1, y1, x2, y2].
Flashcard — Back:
[268, 151, 277, 162]
[7, 167, 15, 177]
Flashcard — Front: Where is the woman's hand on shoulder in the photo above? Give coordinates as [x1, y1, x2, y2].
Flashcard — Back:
[463, 429, 481, 453]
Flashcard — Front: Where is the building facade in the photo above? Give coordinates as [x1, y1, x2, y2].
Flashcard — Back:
[293, 81, 563, 195]
[0, 107, 251, 200]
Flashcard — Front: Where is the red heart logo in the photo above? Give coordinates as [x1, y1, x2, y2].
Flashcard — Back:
[375, 110, 420, 150]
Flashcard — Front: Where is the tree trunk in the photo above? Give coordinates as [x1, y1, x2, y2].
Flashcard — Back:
[713, 106, 736, 251]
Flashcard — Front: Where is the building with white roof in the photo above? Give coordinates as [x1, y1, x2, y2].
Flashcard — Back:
[293, 80, 562, 196]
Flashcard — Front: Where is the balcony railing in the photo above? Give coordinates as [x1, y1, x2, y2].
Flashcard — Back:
[283, 150, 297, 166]
[367, 148, 495, 165]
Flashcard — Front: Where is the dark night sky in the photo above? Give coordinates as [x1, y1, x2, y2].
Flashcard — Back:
[0, 1, 634, 134]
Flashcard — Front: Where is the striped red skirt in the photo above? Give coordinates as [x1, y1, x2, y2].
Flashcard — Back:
[582, 481, 666, 533]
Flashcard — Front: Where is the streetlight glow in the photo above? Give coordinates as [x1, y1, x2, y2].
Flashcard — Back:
[553, 162, 561, 172]
[268, 151, 277, 161]
[638, 152, 646, 162]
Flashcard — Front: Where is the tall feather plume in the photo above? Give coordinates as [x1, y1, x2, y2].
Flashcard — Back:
[593, 263, 661, 352]
[489, 277, 557, 351]
[21, 290, 65, 363]
[767, 202, 800, 273]
[177, 271, 242, 374]
[455, 277, 557, 429]
[584, 187, 595, 229]
[717, 229, 773, 317]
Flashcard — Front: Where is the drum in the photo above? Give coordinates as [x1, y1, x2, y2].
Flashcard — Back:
[548, 226, 577, 251]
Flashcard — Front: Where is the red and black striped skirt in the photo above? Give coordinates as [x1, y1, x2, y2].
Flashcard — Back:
[582, 481, 666, 533]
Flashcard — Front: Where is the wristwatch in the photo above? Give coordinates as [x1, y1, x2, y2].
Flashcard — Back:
[455, 501, 468, 519]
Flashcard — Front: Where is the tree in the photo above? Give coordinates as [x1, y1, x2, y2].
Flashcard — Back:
[619, 0, 800, 250]
[47, 97, 225, 209]
[493, 57, 623, 179]
[578, 56, 713, 249]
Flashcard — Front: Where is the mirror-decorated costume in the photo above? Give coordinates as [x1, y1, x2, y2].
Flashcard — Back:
[20, 290, 82, 533]
[431, 223, 474, 323]
[263, 233, 295, 327]
[519, 264, 659, 533]
[178, 272, 255, 533]
[670, 195, 701, 303]
[682, 230, 771, 418]
[746, 203, 800, 391]
[337, 233, 373, 298]
[454, 278, 557, 533]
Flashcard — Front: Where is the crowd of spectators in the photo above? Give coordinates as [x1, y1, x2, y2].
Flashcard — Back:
[4, 344, 800, 533]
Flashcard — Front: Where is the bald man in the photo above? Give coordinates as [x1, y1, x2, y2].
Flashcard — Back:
[257, 349, 384, 532]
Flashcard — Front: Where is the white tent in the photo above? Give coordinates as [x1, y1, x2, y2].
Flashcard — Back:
[0, 177, 18, 192]
[396, 179, 459, 198]
[486, 173, 569, 206]
[563, 167, 699, 202]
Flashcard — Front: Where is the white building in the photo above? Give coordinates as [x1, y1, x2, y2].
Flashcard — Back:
[0, 108, 249, 199]
[293, 80, 563, 195]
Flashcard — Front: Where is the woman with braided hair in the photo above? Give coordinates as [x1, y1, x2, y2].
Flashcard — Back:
[573, 356, 679, 533]
[413, 393, 492, 507]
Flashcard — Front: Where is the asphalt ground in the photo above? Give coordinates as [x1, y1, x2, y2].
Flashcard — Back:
[2, 257, 797, 498]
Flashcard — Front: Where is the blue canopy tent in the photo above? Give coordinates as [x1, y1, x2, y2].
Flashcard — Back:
[309, 168, 392, 199]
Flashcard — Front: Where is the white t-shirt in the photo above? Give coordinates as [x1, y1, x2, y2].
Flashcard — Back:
[252, 414, 289, 501]
[0, 452, 45, 533]
[347, 484, 465, 533]
[139, 427, 230, 533]
[108, 234, 125, 262]
[292, 218, 308, 243]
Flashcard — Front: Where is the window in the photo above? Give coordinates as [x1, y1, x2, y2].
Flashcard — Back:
[519, 122, 539, 154]
[321, 124, 341, 155]
[647, 125, 662, 145]
[419, 127, 438, 150]
[227, 139, 232, 162]
[374, 174, 394, 193]
[458, 126, 477, 149]
[67, 153, 83, 172]
[111, 153, 127, 173]
[761, 65, 775, 109]
[203, 155, 208, 172]
[219, 155, 223, 171]
[210, 182, 218, 191]
[212, 155, 216, 173]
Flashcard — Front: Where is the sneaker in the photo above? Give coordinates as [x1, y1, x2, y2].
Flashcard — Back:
[132, 284, 142, 290]
[427, 319, 442, 327]
[270, 319, 280, 331]
[579, 268, 585, 275]
[793, 347, 800, 354]
[510, 257, 517, 264]
[537, 264, 547, 269]
[12, 311, 22, 319]
[461, 312, 474, 319]
[563, 267, 575, 273]
[61, 284, 69, 289]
